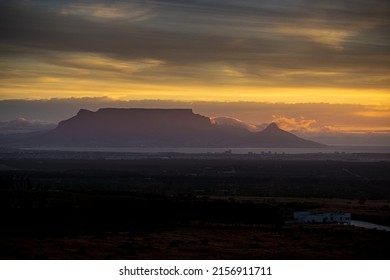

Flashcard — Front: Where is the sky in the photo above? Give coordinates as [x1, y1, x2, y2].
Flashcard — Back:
[0, 0, 389, 137]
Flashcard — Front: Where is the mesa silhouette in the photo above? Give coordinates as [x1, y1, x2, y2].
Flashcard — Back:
[31, 108, 325, 148]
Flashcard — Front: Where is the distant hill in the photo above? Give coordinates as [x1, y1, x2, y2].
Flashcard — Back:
[3, 108, 326, 148]
[249, 122, 324, 148]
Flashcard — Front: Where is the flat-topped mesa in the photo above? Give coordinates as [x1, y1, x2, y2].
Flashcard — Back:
[75, 108, 197, 121]
[49, 108, 217, 146]
[96, 108, 194, 114]
[59, 108, 207, 130]
[75, 108, 194, 118]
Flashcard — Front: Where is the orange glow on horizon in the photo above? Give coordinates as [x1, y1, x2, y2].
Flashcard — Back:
[1, 82, 389, 106]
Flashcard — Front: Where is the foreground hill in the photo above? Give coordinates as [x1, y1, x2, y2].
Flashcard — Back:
[9, 108, 326, 148]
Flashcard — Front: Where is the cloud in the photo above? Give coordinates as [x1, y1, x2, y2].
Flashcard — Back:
[45, 53, 165, 75]
[210, 116, 265, 132]
[223, 67, 245, 78]
[274, 25, 354, 50]
[60, 3, 152, 22]
[0, 117, 55, 134]
[272, 115, 317, 132]
[354, 107, 390, 118]
[271, 115, 339, 134]
[0, 0, 389, 90]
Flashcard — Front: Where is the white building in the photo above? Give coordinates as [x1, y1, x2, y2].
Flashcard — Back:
[294, 211, 351, 224]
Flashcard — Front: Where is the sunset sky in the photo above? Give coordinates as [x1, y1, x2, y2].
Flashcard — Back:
[0, 0, 389, 135]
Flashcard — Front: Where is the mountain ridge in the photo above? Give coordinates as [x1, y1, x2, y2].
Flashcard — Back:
[4, 108, 326, 148]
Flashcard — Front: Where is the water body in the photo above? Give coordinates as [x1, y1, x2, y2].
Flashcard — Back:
[350, 220, 390, 232]
[26, 146, 390, 154]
